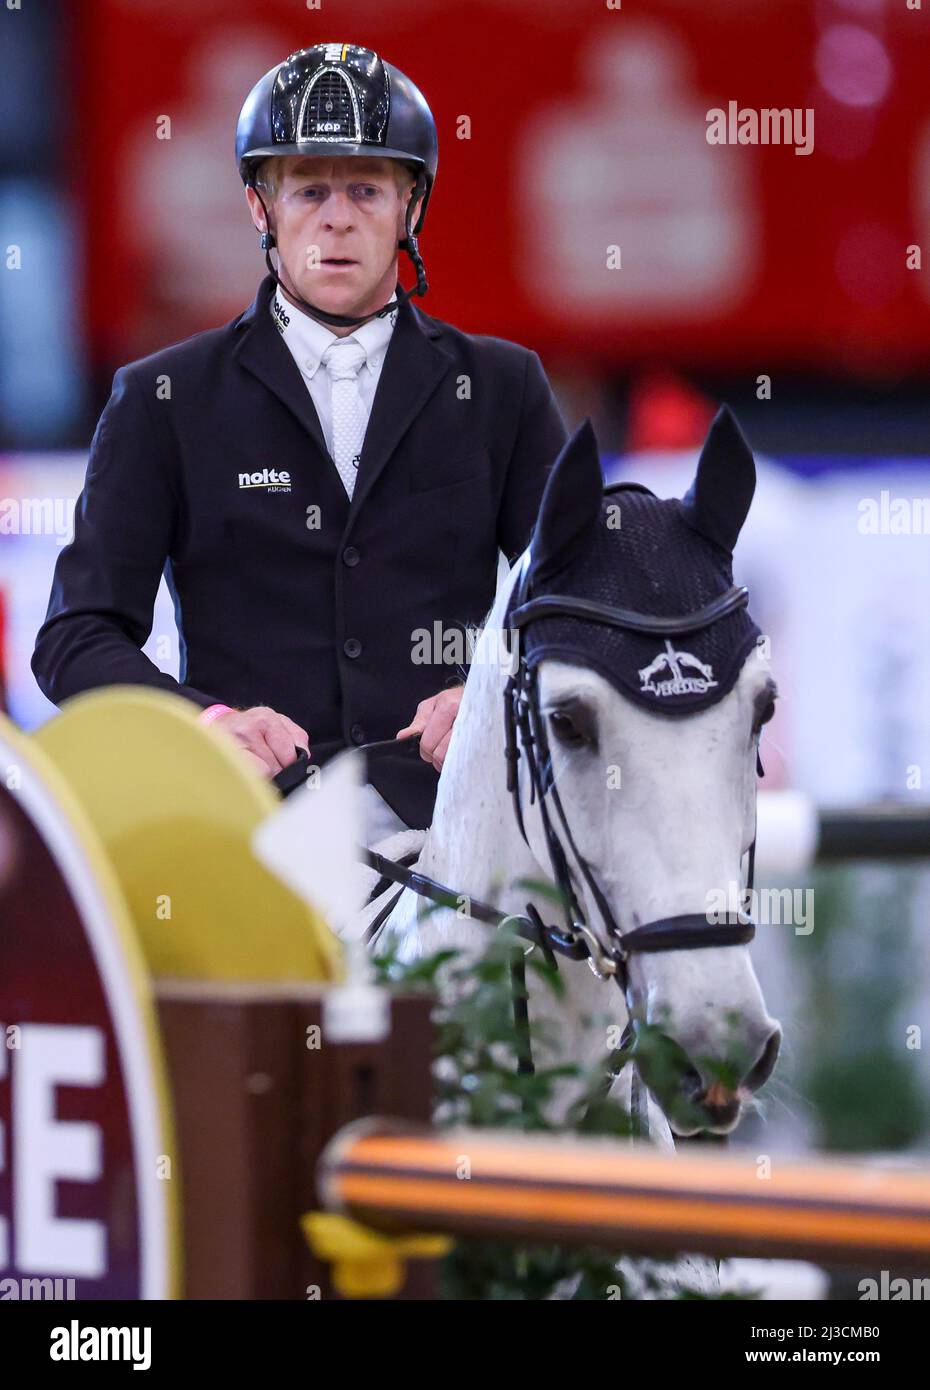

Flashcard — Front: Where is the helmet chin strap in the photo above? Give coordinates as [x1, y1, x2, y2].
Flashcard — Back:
[251, 174, 429, 330]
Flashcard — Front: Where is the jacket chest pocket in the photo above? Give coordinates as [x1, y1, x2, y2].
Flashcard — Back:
[408, 446, 492, 494]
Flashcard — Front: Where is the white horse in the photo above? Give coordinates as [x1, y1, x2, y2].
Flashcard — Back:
[357, 409, 781, 1150]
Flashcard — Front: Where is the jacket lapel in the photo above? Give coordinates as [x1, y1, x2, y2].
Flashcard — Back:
[346, 294, 454, 527]
[233, 276, 330, 462]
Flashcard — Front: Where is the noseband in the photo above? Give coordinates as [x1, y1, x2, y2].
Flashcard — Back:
[501, 547, 759, 995]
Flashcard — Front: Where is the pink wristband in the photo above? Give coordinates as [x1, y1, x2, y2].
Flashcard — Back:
[199, 703, 234, 727]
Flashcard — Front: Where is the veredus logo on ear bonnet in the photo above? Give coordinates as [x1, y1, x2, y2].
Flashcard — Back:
[638, 640, 718, 699]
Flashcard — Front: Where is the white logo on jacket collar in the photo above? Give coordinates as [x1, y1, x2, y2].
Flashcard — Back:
[638, 639, 718, 698]
[238, 467, 291, 494]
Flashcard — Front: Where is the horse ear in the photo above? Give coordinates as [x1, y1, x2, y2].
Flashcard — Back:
[681, 405, 756, 554]
[528, 418, 603, 586]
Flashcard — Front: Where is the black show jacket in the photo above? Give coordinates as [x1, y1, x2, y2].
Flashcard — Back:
[32, 275, 569, 827]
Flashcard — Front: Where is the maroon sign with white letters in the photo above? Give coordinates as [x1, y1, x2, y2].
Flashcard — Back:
[0, 750, 172, 1300]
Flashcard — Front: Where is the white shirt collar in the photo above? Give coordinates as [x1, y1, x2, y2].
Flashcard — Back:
[271, 286, 396, 379]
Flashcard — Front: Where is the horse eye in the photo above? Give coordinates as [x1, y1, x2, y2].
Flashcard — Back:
[753, 696, 776, 735]
[548, 710, 590, 749]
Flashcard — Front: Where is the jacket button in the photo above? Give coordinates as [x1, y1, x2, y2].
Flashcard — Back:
[343, 637, 362, 659]
[343, 545, 360, 566]
[350, 723, 366, 744]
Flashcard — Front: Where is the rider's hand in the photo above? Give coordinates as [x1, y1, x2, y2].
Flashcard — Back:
[211, 706, 310, 778]
[396, 684, 464, 772]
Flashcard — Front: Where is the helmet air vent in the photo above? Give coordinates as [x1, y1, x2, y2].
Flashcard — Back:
[298, 68, 361, 143]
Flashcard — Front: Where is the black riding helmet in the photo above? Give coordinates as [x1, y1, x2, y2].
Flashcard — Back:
[236, 42, 438, 329]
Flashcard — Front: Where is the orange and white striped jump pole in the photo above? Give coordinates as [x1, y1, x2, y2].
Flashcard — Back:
[319, 1121, 930, 1269]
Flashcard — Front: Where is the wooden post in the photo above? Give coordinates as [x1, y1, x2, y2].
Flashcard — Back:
[155, 982, 435, 1299]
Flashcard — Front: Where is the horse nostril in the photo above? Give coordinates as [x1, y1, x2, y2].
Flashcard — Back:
[744, 1025, 781, 1092]
[700, 1096, 741, 1129]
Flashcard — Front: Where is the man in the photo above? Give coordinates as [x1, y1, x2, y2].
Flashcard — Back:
[32, 42, 568, 837]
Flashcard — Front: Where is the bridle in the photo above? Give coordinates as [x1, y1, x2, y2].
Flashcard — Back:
[500, 542, 761, 996]
[276, 523, 764, 1092]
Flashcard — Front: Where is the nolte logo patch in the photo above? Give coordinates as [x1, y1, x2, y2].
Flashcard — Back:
[238, 468, 292, 494]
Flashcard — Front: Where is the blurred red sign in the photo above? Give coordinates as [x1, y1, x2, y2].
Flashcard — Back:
[74, 0, 930, 373]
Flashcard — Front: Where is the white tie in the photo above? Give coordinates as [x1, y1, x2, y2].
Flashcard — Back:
[322, 340, 368, 499]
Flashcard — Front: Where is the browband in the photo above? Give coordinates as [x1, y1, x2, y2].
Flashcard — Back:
[509, 585, 750, 639]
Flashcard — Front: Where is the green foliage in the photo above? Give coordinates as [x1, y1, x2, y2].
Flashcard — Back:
[375, 923, 631, 1135]
[438, 1240, 634, 1302]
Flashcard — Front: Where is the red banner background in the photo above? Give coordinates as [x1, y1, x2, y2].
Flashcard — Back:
[73, 0, 930, 376]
